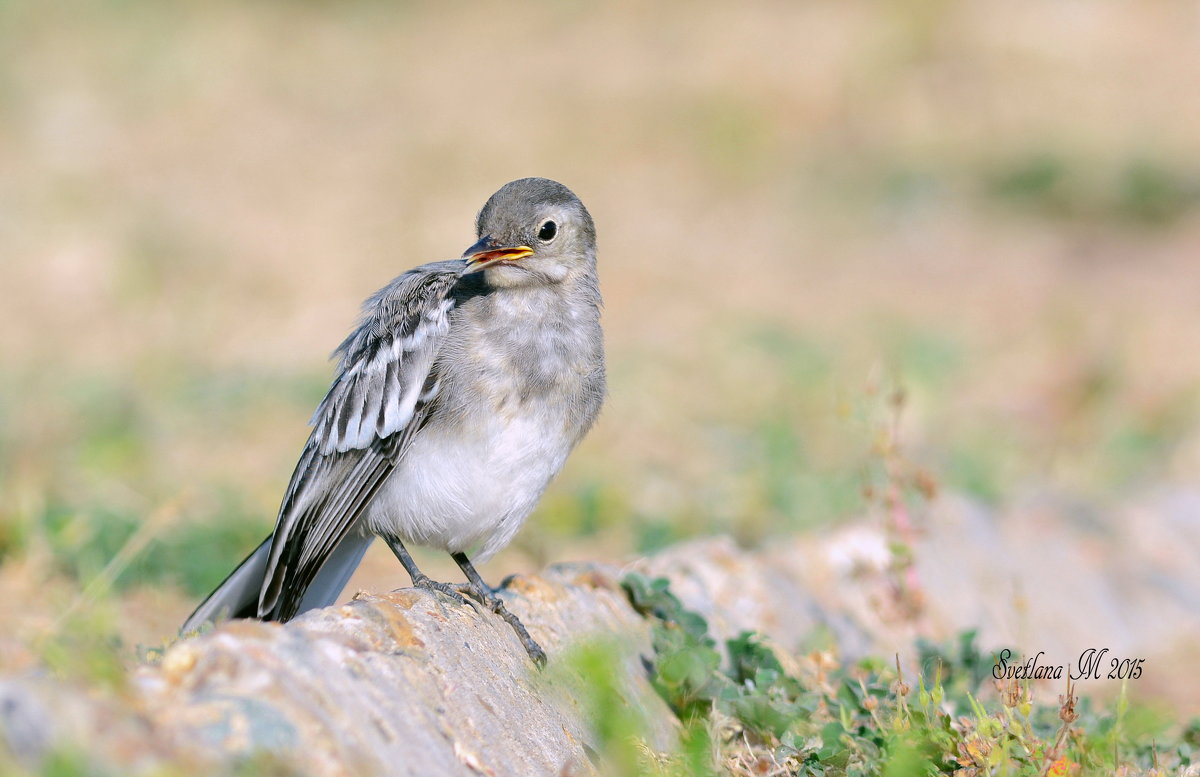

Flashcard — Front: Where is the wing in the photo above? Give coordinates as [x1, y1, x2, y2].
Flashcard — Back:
[258, 260, 465, 620]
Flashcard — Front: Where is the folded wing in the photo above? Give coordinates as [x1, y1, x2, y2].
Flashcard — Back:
[257, 261, 464, 620]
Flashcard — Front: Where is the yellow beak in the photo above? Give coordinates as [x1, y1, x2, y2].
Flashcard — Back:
[462, 235, 534, 273]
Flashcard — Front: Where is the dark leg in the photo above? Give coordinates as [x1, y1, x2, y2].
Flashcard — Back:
[382, 534, 467, 605]
[451, 551, 547, 667]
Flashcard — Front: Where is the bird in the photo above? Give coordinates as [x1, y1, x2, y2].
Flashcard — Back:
[181, 178, 606, 664]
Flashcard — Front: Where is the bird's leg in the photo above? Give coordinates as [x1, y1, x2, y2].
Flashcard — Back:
[450, 551, 547, 666]
[382, 534, 467, 605]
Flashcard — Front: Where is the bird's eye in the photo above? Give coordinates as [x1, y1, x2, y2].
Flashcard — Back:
[537, 220, 558, 242]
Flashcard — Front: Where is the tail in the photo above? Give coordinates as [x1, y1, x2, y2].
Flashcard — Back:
[180, 533, 373, 635]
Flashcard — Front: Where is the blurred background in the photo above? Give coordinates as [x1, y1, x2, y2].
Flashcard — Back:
[2, 0, 1199, 714]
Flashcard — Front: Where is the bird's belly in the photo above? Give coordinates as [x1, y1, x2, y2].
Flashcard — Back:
[362, 411, 573, 560]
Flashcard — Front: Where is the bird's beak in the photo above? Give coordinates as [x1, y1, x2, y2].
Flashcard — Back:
[462, 235, 535, 273]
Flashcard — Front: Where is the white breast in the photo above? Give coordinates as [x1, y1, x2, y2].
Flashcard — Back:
[362, 407, 573, 560]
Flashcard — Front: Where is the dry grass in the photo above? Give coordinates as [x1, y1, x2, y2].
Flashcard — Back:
[1, 0, 1198, 711]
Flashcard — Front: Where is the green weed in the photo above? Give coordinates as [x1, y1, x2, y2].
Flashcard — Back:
[616, 573, 1198, 776]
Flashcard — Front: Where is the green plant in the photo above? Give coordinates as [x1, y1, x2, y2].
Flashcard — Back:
[619, 573, 1198, 776]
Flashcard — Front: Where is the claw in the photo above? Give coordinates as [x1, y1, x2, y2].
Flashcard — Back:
[454, 580, 546, 666]
[451, 582, 493, 607]
[410, 574, 469, 606]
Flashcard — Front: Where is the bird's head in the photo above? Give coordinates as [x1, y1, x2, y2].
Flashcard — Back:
[463, 178, 596, 288]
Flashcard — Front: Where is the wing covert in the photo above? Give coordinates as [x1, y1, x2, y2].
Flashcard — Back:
[310, 265, 460, 455]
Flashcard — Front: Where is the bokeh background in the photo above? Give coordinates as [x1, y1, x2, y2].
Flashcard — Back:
[2, 0, 1199, 714]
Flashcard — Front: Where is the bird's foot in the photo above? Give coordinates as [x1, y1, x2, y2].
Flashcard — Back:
[454, 581, 546, 667]
[450, 580, 491, 606]
[409, 574, 469, 606]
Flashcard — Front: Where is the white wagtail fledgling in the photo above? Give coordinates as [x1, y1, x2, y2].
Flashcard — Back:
[182, 178, 605, 664]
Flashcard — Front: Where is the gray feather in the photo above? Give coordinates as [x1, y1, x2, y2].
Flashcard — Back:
[257, 261, 464, 620]
[295, 533, 374, 615]
[180, 536, 273, 634]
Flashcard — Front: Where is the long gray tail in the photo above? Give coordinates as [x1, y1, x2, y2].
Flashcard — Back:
[180, 533, 373, 634]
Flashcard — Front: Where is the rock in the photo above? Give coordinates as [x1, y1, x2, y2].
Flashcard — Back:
[4, 494, 1200, 774]
[137, 570, 673, 776]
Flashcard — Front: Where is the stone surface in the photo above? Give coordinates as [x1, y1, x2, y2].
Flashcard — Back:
[3, 490, 1200, 774]
[137, 569, 673, 776]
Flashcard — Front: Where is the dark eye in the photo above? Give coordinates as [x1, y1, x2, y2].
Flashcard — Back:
[537, 220, 558, 242]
